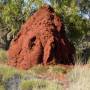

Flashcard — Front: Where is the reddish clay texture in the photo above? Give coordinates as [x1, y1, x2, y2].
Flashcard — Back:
[8, 5, 75, 69]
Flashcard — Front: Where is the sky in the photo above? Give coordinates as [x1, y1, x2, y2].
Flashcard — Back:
[44, 0, 51, 5]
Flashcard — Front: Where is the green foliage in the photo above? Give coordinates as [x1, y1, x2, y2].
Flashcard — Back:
[1, 0, 25, 38]
[50, 0, 90, 45]
[0, 0, 45, 49]
[20, 79, 64, 90]
[0, 0, 25, 49]
[20, 80, 36, 90]
[30, 0, 44, 8]
[79, 0, 90, 16]
[50, 0, 90, 62]
[20, 79, 44, 90]
[23, 0, 44, 20]
[0, 64, 23, 81]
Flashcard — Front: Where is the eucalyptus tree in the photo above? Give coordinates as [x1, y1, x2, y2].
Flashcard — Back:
[50, 0, 90, 45]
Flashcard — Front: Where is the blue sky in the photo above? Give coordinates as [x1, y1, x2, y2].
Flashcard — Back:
[44, 0, 51, 4]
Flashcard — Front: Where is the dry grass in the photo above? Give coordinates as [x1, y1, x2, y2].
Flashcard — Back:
[20, 79, 64, 90]
[67, 64, 90, 90]
[0, 64, 65, 90]
[0, 48, 90, 90]
[0, 49, 7, 63]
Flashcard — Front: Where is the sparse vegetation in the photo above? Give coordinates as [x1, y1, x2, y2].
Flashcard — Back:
[0, 65, 22, 80]
[67, 65, 90, 90]
[29, 65, 49, 74]
[48, 65, 68, 74]
[0, 63, 90, 90]
[0, 85, 5, 90]
[20, 79, 64, 90]
[0, 64, 65, 90]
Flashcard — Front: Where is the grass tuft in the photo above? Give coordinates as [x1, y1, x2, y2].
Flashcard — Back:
[0, 85, 5, 90]
[67, 65, 90, 90]
[0, 49, 7, 63]
[20, 79, 64, 90]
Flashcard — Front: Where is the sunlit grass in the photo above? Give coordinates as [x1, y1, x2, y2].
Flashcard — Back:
[28, 65, 68, 75]
[0, 64, 23, 81]
[20, 79, 64, 90]
[0, 85, 5, 90]
[0, 56, 90, 90]
[47, 65, 68, 74]
[67, 65, 90, 90]
[0, 49, 7, 63]
[0, 64, 66, 90]
[29, 65, 49, 74]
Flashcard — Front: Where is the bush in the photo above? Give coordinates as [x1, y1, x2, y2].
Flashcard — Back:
[0, 64, 22, 81]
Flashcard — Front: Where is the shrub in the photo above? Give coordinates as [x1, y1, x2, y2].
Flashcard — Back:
[20, 79, 46, 90]
[0, 64, 23, 81]
[20, 79, 64, 90]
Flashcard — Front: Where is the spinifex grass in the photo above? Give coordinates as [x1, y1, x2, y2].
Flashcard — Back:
[67, 65, 90, 90]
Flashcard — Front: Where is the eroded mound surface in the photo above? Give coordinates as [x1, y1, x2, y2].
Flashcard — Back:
[8, 5, 75, 69]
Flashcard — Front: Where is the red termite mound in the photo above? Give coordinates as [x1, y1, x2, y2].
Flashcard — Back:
[8, 5, 75, 69]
